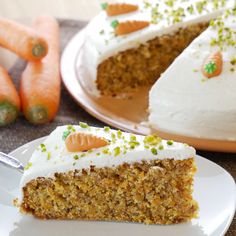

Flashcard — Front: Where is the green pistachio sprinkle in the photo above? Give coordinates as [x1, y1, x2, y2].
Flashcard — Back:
[67, 125, 75, 132]
[73, 155, 79, 160]
[158, 145, 164, 150]
[111, 133, 116, 140]
[230, 58, 236, 65]
[230, 68, 235, 72]
[111, 20, 119, 29]
[88, 150, 93, 153]
[204, 61, 217, 74]
[114, 147, 121, 156]
[62, 130, 71, 140]
[144, 135, 162, 146]
[99, 29, 105, 35]
[193, 69, 198, 72]
[80, 153, 86, 158]
[104, 126, 110, 132]
[40, 143, 47, 152]
[79, 122, 89, 128]
[167, 140, 174, 145]
[55, 145, 58, 150]
[151, 148, 158, 155]
[73, 162, 76, 166]
[24, 162, 32, 170]
[96, 152, 101, 156]
[47, 152, 51, 160]
[101, 2, 108, 10]
[102, 149, 109, 154]
[117, 130, 123, 138]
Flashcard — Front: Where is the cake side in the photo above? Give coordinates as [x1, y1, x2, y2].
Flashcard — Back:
[149, 9, 236, 140]
[20, 158, 198, 224]
[97, 22, 208, 96]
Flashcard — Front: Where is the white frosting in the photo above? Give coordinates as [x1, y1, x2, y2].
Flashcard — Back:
[77, 0, 234, 95]
[149, 12, 236, 141]
[20, 125, 195, 190]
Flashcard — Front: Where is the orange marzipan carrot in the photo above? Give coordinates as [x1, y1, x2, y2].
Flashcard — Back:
[20, 16, 60, 124]
[0, 17, 48, 61]
[0, 65, 20, 126]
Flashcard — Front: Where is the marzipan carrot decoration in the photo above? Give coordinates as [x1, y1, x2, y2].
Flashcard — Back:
[20, 16, 60, 124]
[202, 51, 223, 78]
[111, 20, 150, 36]
[0, 17, 48, 61]
[0, 65, 20, 126]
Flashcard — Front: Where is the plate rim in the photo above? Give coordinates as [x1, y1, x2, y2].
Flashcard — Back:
[5, 136, 236, 236]
[60, 28, 236, 153]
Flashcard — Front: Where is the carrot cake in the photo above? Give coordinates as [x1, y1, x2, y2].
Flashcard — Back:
[18, 123, 198, 224]
[149, 9, 236, 140]
[78, 0, 234, 96]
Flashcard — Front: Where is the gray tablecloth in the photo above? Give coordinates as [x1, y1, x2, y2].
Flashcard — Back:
[0, 19, 235, 235]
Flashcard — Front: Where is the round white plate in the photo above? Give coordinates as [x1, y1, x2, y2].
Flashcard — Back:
[0, 138, 235, 236]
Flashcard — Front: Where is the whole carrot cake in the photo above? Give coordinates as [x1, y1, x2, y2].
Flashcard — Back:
[18, 123, 198, 224]
[79, 0, 234, 96]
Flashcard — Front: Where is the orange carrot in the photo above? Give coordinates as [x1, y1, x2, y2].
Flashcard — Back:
[20, 16, 60, 124]
[202, 51, 223, 78]
[0, 17, 48, 61]
[0, 65, 20, 126]
[106, 3, 138, 16]
[114, 20, 150, 36]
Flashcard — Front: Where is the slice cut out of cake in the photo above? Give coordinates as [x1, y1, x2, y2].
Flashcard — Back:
[17, 123, 198, 224]
[79, 0, 234, 96]
[149, 9, 236, 141]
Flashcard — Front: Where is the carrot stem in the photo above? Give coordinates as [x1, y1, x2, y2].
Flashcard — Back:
[28, 105, 48, 124]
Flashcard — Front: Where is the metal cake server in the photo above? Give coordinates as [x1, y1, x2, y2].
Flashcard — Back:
[0, 152, 24, 173]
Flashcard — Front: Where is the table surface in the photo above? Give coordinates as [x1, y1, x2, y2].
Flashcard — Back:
[0, 2, 235, 235]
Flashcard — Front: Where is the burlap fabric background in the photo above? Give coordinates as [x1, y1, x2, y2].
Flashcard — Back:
[0, 19, 235, 235]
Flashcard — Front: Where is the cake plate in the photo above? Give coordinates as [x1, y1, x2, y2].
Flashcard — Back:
[60, 29, 236, 152]
[0, 137, 235, 236]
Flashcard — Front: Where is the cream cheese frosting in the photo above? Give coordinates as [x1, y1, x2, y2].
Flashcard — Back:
[20, 124, 195, 190]
[77, 0, 234, 95]
[149, 9, 236, 141]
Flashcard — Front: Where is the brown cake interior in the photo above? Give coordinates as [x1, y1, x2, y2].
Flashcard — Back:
[97, 22, 208, 96]
[20, 158, 198, 224]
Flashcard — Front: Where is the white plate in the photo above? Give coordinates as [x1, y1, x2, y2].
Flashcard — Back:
[0, 137, 235, 236]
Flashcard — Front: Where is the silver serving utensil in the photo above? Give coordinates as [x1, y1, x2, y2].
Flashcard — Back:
[0, 152, 24, 173]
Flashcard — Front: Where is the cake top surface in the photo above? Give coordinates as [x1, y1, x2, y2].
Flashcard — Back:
[83, 0, 234, 63]
[149, 9, 236, 140]
[20, 124, 195, 188]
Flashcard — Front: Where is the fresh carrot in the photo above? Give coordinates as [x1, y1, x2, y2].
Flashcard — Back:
[0, 65, 20, 126]
[0, 17, 48, 61]
[20, 16, 60, 125]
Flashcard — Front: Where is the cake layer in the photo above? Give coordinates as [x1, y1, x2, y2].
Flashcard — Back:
[78, 0, 234, 95]
[20, 124, 195, 189]
[149, 9, 236, 141]
[20, 158, 198, 224]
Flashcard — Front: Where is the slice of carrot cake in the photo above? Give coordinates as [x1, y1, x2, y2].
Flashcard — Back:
[18, 123, 198, 224]
[79, 0, 234, 96]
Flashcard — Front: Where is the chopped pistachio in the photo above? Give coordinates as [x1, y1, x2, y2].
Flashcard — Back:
[144, 135, 162, 146]
[73, 154, 79, 160]
[47, 152, 51, 160]
[24, 162, 32, 170]
[158, 145, 164, 150]
[151, 148, 158, 155]
[40, 143, 47, 152]
[167, 140, 174, 145]
[104, 126, 110, 132]
[114, 147, 121, 156]
[79, 122, 89, 129]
